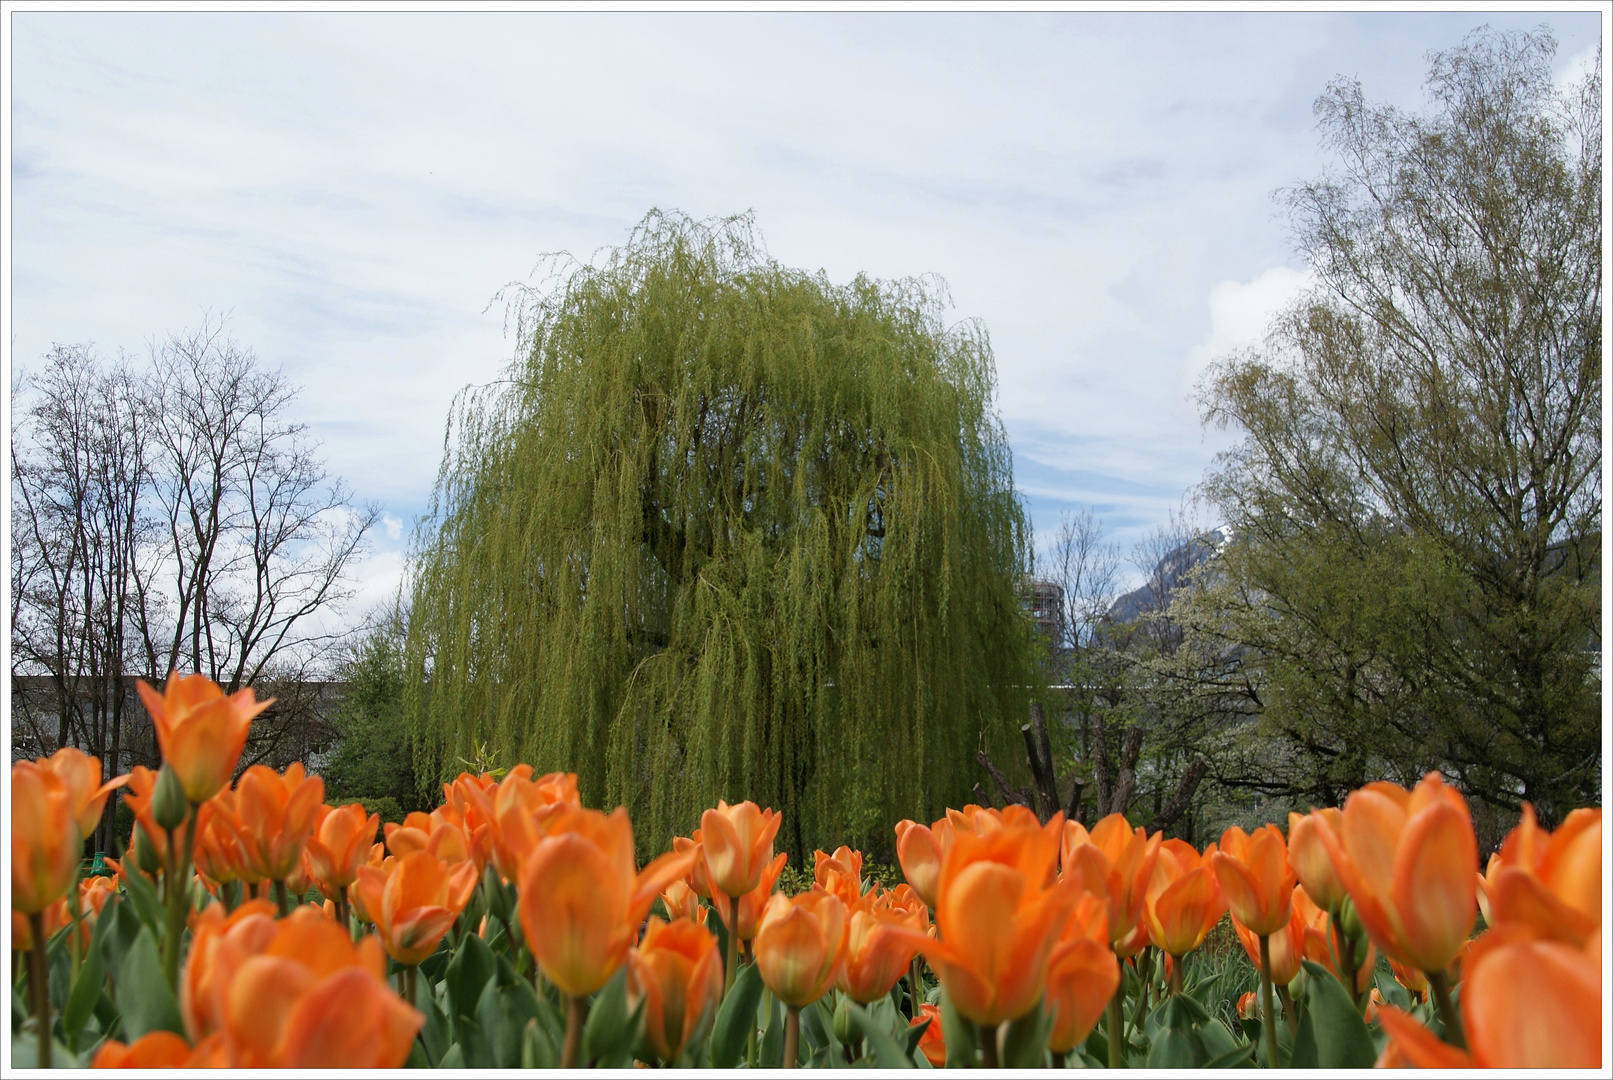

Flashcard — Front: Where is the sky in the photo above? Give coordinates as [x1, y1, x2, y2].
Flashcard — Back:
[8, 8, 1604, 629]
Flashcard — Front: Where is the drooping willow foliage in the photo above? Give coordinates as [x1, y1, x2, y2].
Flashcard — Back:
[403, 212, 1040, 859]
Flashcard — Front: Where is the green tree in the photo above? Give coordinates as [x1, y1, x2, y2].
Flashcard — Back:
[321, 605, 423, 821]
[1189, 27, 1600, 823]
[404, 212, 1040, 858]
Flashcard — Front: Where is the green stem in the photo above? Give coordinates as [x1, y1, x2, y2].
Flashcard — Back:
[1107, 986, 1125, 1068]
[162, 809, 199, 990]
[979, 1021, 1000, 1068]
[1276, 984, 1298, 1041]
[907, 957, 923, 1018]
[1167, 953, 1184, 996]
[274, 879, 289, 917]
[1128, 950, 1153, 1034]
[723, 899, 738, 996]
[405, 964, 418, 1008]
[1258, 934, 1279, 1069]
[1427, 969, 1466, 1050]
[28, 912, 51, 1068]
[782, 1005, 801, 1068]
[562, 994, 586, 1067]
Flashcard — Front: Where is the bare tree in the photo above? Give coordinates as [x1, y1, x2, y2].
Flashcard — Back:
[12, 318, 377, 846]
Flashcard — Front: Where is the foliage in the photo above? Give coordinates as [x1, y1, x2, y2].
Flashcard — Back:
[1186, 27, 1601, 822]
[319, 608, 428, 816]
[404, 211, 1039, 858]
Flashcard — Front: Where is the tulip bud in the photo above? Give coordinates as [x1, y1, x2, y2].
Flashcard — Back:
[152, 764, 189, 832]
[833, 993, 857, 1046]
[1337, 895, 1366, 950]
[1288, 966, 1308, 1000]
[134, 823, 163, 875]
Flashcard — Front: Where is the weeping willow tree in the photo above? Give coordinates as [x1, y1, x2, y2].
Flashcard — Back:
[403, 212, 1040, 858]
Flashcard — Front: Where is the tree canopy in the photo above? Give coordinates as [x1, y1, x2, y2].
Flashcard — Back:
[1187, 28, 1600, 824]
[403, 212, 1039, 857]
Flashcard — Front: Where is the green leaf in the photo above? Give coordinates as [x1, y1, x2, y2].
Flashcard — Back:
[437, 1041, 465, 1068]
[1293, 960, 1377, 1068]
[709, 960, 765, 1068]
[758, 995, 785, 1068]
[1203, 1040, 1256, 1068]
[706, 906, 730, 984]
[115, 927, 183, 1039]
[938, 987, 978, 1068]
[800, 996, 836, 1053]
[1000, 1002, 1053, 1069]
[96, 897, 143, 989]
[1196, 1015, 1240, 1060]
[62, 937, 106, 1045]
[583, 966, 641, 1067]
[444, 932, 497, 1036]
[470, 968, 541, 1068]
[903, 1015, 932, 1060]
[1374, 968, 1410, 1010]
[846, 1001, 914, 1068]
[1145, 1024, 1202, 1068]
[416, 982, 452, 1066]
[11, 1037, 77, 1069]
[119, 868, 164, 934]
[522, 1017, 559, 1069]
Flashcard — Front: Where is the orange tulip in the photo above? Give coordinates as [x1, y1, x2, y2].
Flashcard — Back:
[193, 794, 246, 886]
[1388, 956, 1428, 999]
[180, 903, 421, 1067]
[12, 761, 79, 914]
[700, 800, 781, 900]
[347, 844, 387, 925]
[1286, 809, 1346, 911]
[897, 806, 1078, 1026]
[1480, 804, 1599, 947]
[1062, 813, 1162, 958]
[672, 831, 714, 900]
[895, 819, 944, 908]
[1313, 773, 1477, 974]
[1232, 887, 1306, 986]
[1145, 839, 1227, 958]
[442, 772, 499, 871]
[233, 764, 325, 883]
[12, 900, 68, 951]
[36, 747, 128, 839]
[1211, 825, 1295, 937]
[1293, 887, 1374, 996]
[722, 851, 787, 942]
[661, 879, 703, 923]
[837, 896, 924, 1004]
[305, 803, 381, 898]
[353, 850, 478, 966]
[462, 767, 580, 882]
[910, 1003, 946, 1067]
[91, 1030, 229, 1068]
[626, 915, 724, 1063]
[1375, 935, 1600, 1068]
[1236, 991, 1259, 1020]
[121, 765, 170, 869]
[516, 805, 693, 998]
[1045, 893, 1119, 1053]
[753, 890, 848, 1008]
[137, 672, 271, 804]
[815, 845, 863, 889]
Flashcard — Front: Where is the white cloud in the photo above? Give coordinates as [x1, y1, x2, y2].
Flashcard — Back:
[382, 513, 403, 541]
[1183, 265, 1314, 388]
[1555, 41, 1600, 94]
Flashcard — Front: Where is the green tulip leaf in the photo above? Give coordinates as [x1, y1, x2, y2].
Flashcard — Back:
[708, 959, 764, 1068]
[115, 927, 183, 1039]
[847, 1000, 914, 1068]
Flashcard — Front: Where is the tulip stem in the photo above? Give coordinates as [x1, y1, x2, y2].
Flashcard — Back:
[782, 1005, 801, 1069]
[562, 994, 586, 1068]
[1107, 986, 1125, 1068]
[1276, 984, 1298, 1040]
[405, 964, 418, 1008]
[1426, 970, 1466, 1050]
[724, 907, 739, 996]
[907, 958, 923, 1018]
[1258, 934, 1279, 1069]
[28, 913, 50, 1068]
[1167, 953, 1183, 997]
[162, 808, 199, 990]
[979, 1022, 1000, 1068]
[274, 879, 290, 917]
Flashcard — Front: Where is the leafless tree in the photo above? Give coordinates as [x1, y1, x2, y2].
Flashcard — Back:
[11, 318, 377, 848]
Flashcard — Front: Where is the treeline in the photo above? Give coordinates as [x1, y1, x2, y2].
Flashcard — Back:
[1018, 27, 1600, 850]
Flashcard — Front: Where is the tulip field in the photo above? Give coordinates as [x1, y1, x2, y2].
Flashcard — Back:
[10, 674, 1603, 1069]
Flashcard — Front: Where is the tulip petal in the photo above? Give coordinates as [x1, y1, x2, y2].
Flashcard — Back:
[1388, 801, 1476, 972]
